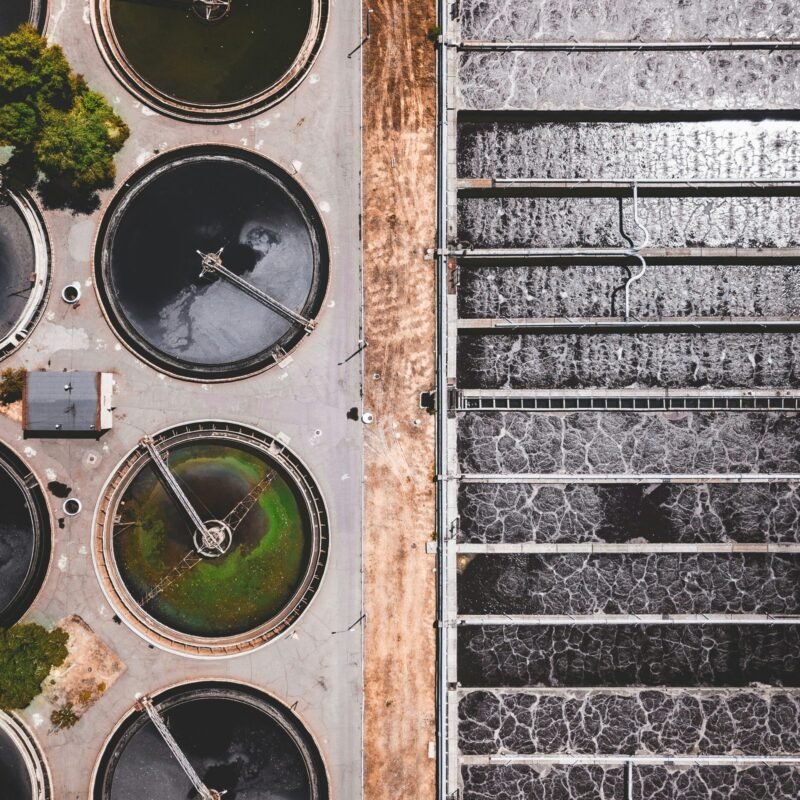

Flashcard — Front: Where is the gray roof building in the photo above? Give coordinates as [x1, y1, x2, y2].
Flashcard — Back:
[23, 371, 113, 435]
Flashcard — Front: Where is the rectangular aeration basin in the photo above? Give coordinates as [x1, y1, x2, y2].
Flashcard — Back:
[457, 119, 800, 181]
[458, 332, 800, 390]
[456, 194, 800, 249]
[458, 689, 800, 755]
[457, 264, 800, 320]
[460, 764, 800, 800]
[458, 625, 800, 687]
[459, 0, 796, 42]
[457, 553, 800, 616]
[457, 482, 800, 544]
[458, 411, 800, 475]
[458, 51, 800, 111]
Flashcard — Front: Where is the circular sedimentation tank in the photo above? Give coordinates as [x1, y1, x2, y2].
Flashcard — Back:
[95, 146, 328, 381]
[94, 682, 329, 799]
[92, 0, 327, 120]
[0, 191, 50, 363]
[94, 421, 328, 655]
[0, 443, 51, 627]
[0, 713, 51, 799]
[0, 0, 46, 36]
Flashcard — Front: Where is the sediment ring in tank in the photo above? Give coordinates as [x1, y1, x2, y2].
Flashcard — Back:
[0, 0, 47, 36]
[93, 421, 328, 656]
[93, 681, 329, 799]
[0, 442, 51, 627]
[91, 0, 328, 120]
[94, 146, 329, 381]
[0, 189, 50, 363]
[0, 712, 51, 800]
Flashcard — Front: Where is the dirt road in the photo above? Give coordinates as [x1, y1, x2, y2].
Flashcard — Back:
[362, 0, 437, 797]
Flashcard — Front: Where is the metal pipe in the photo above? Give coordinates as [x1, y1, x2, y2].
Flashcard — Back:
[458, 613, 800, 625]
[459, 39, 800, 52]
[472, 754, 800, 765]
[458, 473, 800, 484]
[435, 0, 451, 796]
[490, 177, 800, 187]
[451, 246, 800, 260]
[627, 760, 634, 800]
[458, 316, 800, 330]
[456, 543, 800, 555]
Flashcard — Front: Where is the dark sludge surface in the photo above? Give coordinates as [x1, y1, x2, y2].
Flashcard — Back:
[457, 554, 800, 615]
[458, 689, 800, 756]
[457, 195, 800, 250]
[108, 0, 313, 107]
[459, 51, 800, 111]
[0, 726, 32, 799]
[457, 482, 800, 544]
[98, 686, 327, 800]
[458, 332, 800, 390]
[461, 764, 800, 800]
[458, 411, 800, 475]
[99, 151, 325, 378]
[458, 120, 800, 180]
[458, 625, 800, 688]
[0, 460, 38, 622]
[0, 0, 36, 37]
[462, 764, 623, 800]
[457, 264, 800, 320]
[460, 0, 798, 42]
[0, 196, 36, 338]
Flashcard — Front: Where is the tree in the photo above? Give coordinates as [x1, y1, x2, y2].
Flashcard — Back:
[0, 25, 129, 210]
[0, 623, 69, 710]
[0, 367, 25, 404]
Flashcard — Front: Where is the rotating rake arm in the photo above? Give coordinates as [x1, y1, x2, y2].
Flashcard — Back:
[221, 469, 277, 532]
[140, 436, 212, 541]
[137, 696, 224, 800]
[197, 249, 316, 332]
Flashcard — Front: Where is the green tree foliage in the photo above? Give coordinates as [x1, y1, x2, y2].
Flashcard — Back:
[0, 367, 25, 404]
[0, 25, 129, 209]
[0, 623, 69, 710]
[50, 702, 79, 730]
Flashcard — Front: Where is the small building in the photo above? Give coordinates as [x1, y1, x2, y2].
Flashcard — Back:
[23, 371, 113, 436]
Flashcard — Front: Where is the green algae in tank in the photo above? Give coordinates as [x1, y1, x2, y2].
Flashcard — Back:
[114, 442, 311, 637]
[108, 0, 313, 106]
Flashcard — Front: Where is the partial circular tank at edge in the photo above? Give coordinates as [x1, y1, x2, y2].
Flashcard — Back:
[0, 442, 51, 627]
[0, 713, 51, 800]
[93, 682, 329, 800]
[0, 0, 46, 36]
[95, 146, 328, 381]
[93, 0, 328, 120]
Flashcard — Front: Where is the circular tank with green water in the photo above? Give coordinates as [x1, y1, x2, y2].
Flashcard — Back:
[96, 422, 327, 655]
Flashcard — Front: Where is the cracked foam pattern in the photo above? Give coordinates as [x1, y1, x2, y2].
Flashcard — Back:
[459, 51, 800, 111]
[458, 411, 800, 475]
[457, 625, 800, 687]
[461, 764, 624, 800]
[458, 689, 800, 755]
[457, 483, 800, 544]
[457, 553, 800, 615]
[458, 333, 800, 390]
[459, 0, 799, 42]
[457, 264, 800, 320]
[637, 765, 800, 799]
[457, 120, 800, 181]
[457, 195, 800, 249]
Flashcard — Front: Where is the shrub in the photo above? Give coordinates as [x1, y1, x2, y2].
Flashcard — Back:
[0, 623, 69, 710]
[0, 367, 25, 404]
